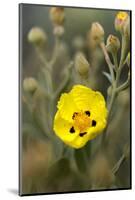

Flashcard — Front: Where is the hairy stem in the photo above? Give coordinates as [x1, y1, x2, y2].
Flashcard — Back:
[100, 42, 115, 82]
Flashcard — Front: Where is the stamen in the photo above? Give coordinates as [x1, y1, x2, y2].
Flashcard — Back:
[70, 126, 75, 133]
[72, 112, 78, 119]
[85, 111, 90, 116]
[92, 120, 97, 126]
[79, 132, 87, 137]
[73, 111, 91, 132]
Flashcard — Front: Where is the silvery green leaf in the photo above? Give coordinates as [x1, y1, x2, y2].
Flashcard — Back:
[102, 71, 112, 83]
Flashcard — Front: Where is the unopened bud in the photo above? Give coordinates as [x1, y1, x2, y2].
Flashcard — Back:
[50, 7, 65, 26]
[106, 35, 120, 54]
[114, 12, 129, 34]
[72, 36, 85, 51]
[28, 27, 47, 47]
[75, 52, 90, 78]
[53, 25, 64, 37]
[23, 77, 38, 93]
[88, 22, 104, 48]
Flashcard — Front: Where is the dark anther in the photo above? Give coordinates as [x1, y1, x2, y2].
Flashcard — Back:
[70, 126, 75, 133]
[72, 112, 78, 119]
[92, 120, 97, 126]
[85, 111, 90, 116]
[79, 132, 87, 137]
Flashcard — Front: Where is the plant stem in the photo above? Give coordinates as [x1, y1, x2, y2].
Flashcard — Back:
[112, 154, 125, 175]
[101, 86, 117, 145]
[112, 143, 130, 175]
[100, 42, 115, 82]
[35, 46, 50, 70]
[49, 36, 61, 67]
[112, 52, 119, 70]
[53, 62, 73, 99]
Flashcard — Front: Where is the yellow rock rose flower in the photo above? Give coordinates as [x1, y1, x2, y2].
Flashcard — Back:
[53, 85, 108, 149]
[114, 12, 129, 33]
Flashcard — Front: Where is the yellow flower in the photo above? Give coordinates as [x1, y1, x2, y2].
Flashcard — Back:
[115, 11, 129, 33]
[53, 85, 108, 149]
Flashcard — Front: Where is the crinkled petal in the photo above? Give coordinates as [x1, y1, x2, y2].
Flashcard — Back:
[57, 93, 79, 122]
[53, 111, 79, 143]
[71, 85, 108, 122]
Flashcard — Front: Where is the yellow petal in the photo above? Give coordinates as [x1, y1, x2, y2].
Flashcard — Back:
[53, 111, 79, 143]
[71, 85, 108, 121]
[57, 93, 79, 122]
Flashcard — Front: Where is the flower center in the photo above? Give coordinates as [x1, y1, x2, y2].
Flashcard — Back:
[73, 111, 91, 132]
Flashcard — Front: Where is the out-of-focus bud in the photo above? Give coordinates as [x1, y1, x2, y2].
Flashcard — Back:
[75, 52, 90, 78]
[28, 27, 47, 47]
[114, 12, 129, 34]
[126, 52, 130, 67]
[88, 22, 104, 48]
[53, 25, 65, 37]
[106, 34, 120, 54]
[50, 7, 65, 26]
[23, 77, 38, 93]
[72, 36, 85, 51]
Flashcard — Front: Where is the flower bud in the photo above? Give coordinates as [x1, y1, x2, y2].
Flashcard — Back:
[106, 34, 120, 54]
[53, 25, 65, 37]
[23, 77, 38, 93]
[50, 7, 65, 26]
[114, 12, 129, 34]
[28, 27, 47, 47]
[75, 52, 90, 78]
[88, 22, 104, 48]
[72, 36, 85, 51]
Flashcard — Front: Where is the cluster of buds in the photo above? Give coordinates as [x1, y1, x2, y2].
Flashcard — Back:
[88, 22, 104, 48]
[75, 52, 90, 78]
[27, 27, 47, 48]
[50, 7, 65, 38]
[50, 7, 65, 26]
[114, 11, 130, 36]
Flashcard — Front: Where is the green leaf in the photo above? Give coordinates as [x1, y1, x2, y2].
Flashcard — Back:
[102, 71, 112, 83]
